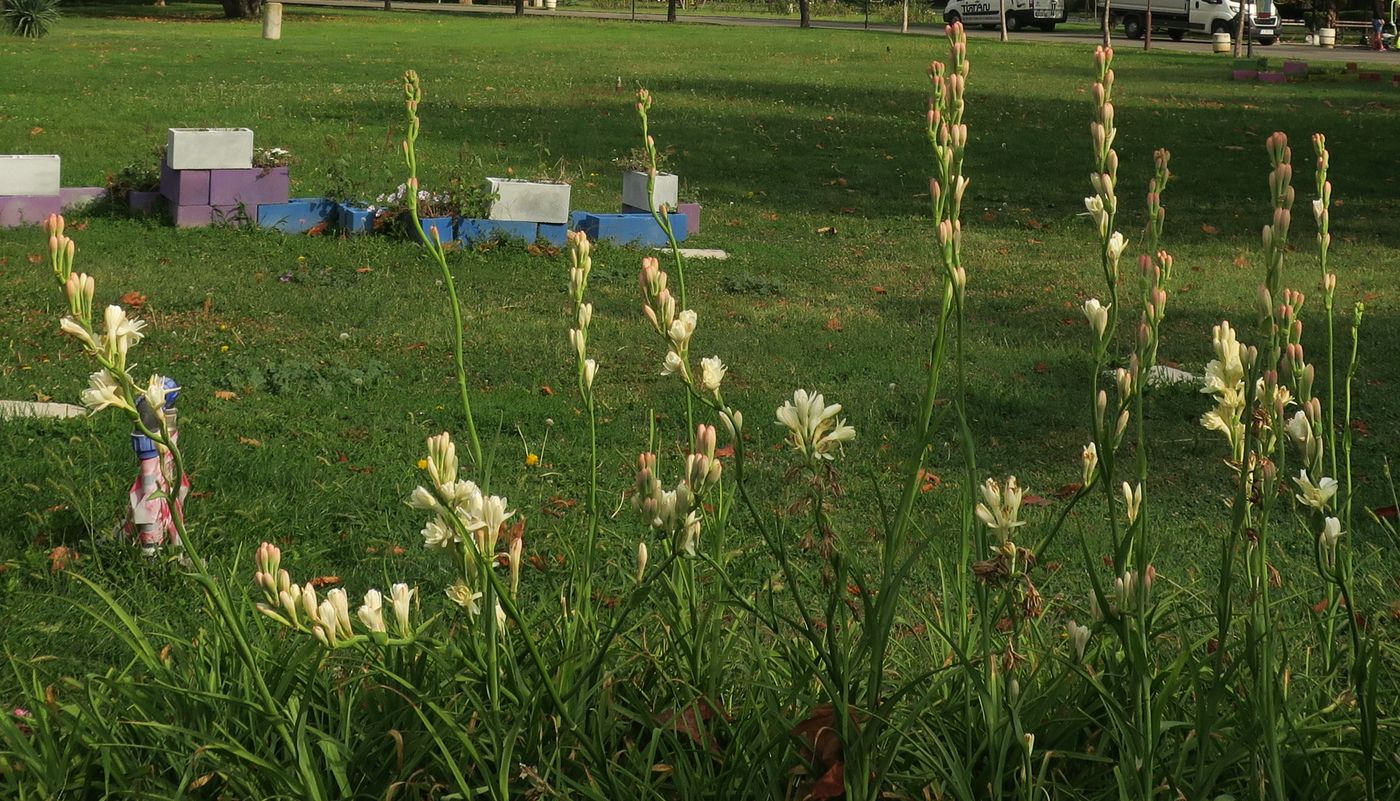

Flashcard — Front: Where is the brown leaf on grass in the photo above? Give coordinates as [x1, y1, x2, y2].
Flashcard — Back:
[1022, 494, 1051, 507]
[356, 266, 373, 273]
[826, 317, 844, 332]
[1201, 224, 1220, 235]
[919, 469, 942, 493]
[29, 126, 44, 136]
[815, 226, 837, 236]
[1027, 218, 1043, 230]
[526, 244, 560, 257]
[48, 546, 79, 572]
[1373, 505, 1398, 521]
[760, 211, 779, 221]
[714, 444, 735, 458]
[1033, 361, 1050, 374]
[872, 285, 886, 295]
[238, 436, 263, 447]
[656, 698, 731, 754]
[119, 290, 146, 310]
[27, 253, 42, 265]
[982, 210, 999, 222]
[543, 496, 578, 518]
[306, 222, 328, 237]
[213, 390, 239, 400]
[1052, 483, 1083, 499]
[539, 385, 555, 396]
[404, 342, 428, 352]
[809, 762, 845, 800]
[1233, 254, 1251, 268]
[1351, 419, 1371, 436]
[839, 206, 857, 215]
[73, 221, 88, 231]
[1313, 597, 1330, 614]
[308, 576, 342, 588]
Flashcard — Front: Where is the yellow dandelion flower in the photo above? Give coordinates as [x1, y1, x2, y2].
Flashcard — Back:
[220, 345, 230, 353]
[525, 453, 540, 467]
[416, 458, 428, 470]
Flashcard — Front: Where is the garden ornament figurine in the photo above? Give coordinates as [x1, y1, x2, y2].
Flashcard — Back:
[120, 376, 189, 556]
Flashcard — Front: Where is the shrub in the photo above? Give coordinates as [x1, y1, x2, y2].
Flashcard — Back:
[2, 0, 60, 39]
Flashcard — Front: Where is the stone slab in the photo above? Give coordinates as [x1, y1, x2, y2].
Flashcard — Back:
[256, 197, 336, 233]
[486, 178, 571, 224]
[621, 170, 679, 213]
[210, 166, 290, 207]
[160, 162, 210, 206]
[655, 247, 728, 260]
[60, 186, 106, 211]
[0, 400, 87, 421]
[458, 218, 538, 244]
[0, 194, 62, 227]
[166, 128, 254, 171]
[0, 155, 60, 197]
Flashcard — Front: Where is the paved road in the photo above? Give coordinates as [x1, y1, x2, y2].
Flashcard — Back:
[285, 0, 1400, 65]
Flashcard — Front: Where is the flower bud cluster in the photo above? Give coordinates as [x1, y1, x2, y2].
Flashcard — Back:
[1199, 321, 1249, 460]
[1090, 564, 1156, 620]
[411, 433, 520, 620]
[975, 476, 1026, 546]
[632, 424, 725, 556]
[253, 541, 416, 647]
[1312, 134, 1335, 302]
[1085, 47, 1125, 283]
[566, 231, 600, 397]
[927, 22, 971, 299]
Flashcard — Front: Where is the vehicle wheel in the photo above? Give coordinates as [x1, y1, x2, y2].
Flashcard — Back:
[1038, 21, 1056, 31]
[1210, 19, 1230, 34]
[980, 23, 997, 30]
[1005, 14, 1022, 32]
[944, 10, 961, 25]
[1123, 14, 1144, 39]
[1258, 36, 1277, 45]
[1168, 28, 1186, 40]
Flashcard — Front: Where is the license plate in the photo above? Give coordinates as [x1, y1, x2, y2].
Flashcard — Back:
[1034, 2, 1058, 17]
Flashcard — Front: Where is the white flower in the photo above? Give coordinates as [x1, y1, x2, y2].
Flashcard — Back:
[1121, 481, 1143, 525]
[59, 316, 97, 351]
[1285, 410, 1312, 450]
[425, 432, 458, 491]
[326, 588, 353, 639]
[446, 581, 483, 616]
[636, 541, 648, 582]
[1082, 298, 1110, 340]
[775, 389, 855, 462]
[569, 328, 586, 361]
[662, 349, 685, 376]
[1311, 198, 1325, 224]
[1293, 470, 1338, 510]
[473, 495, 514, 554]
[421, 515, 458, 549]
[1319, 517, 1343, 566]
[1084, 195, 1108, 235]
[389, 583, 414, 636]
[668, 310, 697, 350]
[80, 369, 133, 414]
[699, 356, 727, 393]
[1081, 442, 1098, 487]
[1105, 231, 1127, 262]
[975, 476, 1026, 542]
[583, 358, 597, 391]
[142, 374, 175, 411]
[100, 304, 146, 367]
[577, 302, 592, 330]
[408, 485, 440, 512]
[357, 589, 386, 633]
[1068, 621, 1091, 661]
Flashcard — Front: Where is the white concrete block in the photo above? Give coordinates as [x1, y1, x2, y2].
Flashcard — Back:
[0, 400, 86, 421]
[0, 155, 61, 197]
[486, 178, 571, 224]
[166, 128, 254, 170]
[623, 170, 679, 212]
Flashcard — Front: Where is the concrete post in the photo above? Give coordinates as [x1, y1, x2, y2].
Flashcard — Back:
[262, 2, 282, 40]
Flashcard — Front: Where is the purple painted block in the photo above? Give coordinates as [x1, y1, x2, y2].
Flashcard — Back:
[160, 161, 210, 206]
[1360, 72, 1383, 83]
[128, 190, 161, 214]
[0, 194, 61, 227]
[60, 186, 106, 211]
[209, 166, 290, 207]
[1258, 72, 1288, 84]
[170, 204, 244, 228]
[1233, 69, 1259, 81]
[679, 202, 701, 235]
[1282, 60, 1308, 75]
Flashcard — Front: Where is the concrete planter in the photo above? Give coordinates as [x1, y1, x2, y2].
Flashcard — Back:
[60, 187, 106, 211]
[0, 155, 61, 197]
[415, 215, 455, 244]
[128, 191, 162, 215]
[1258, 72, 1288, 84]
[622, 170, 679, 213]
[160, 161, 211, 206]
[580, 212, 688, 247]
[170, 204, 244, 229]
[337, 202, 375, 234]
[486, 178, 571, 224]
[256, 197, 337, 233]
[0, 195, 62, 227]
[166, 128, 254, 171]
[457, 217, 538, 245]
[1232, 69, 1259, 80]
[624, 200, 702, 235]
[210, 166, 290, 207]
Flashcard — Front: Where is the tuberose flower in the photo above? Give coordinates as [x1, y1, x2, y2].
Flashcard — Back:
[975, 476, 1026, 543]
[1293, 470, 1338, 511]
[80, 369, 133, 414]
[776, 389, 855, 462]
[699, 356, 727, 393]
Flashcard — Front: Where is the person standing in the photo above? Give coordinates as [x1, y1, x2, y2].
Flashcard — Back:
[1374, 0, 1389, 49]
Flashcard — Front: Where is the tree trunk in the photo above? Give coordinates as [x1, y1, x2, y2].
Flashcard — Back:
[1145, 0, 1152, 48]
[220, 0, 261, 18]
[1234, 1, 1246, 56]
[999, 0, 1008, 40]
[668, 0, 677, 21]
[901, 0, 908, 32]
[799, 0, 810, 27]
[1102, 0, 1112, 45]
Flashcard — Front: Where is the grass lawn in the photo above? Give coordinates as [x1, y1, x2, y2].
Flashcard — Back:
[1, 6, 1399, 794]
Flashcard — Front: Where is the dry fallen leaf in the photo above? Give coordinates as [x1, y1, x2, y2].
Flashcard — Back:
[307, 575, 342, 588]
[213, 390, 239, 400]
[815, 226, 837, 236]
[239, 436, 263, 447]
[121, 290, 147, 310]
[1201, 224, 1220, 235]
[1233, 255, 1250, 268]
[826, 317, 844, 333]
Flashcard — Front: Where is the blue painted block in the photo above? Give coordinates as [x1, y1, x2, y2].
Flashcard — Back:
[336, 202, 375, 235]
[457, 218, 537, 245]
[580, 212, 688, 247]
[568, 210, 589, 231]
[537, 223, 569, 247]
[418, 216, 455, 244]
[256, 197, 337, 233]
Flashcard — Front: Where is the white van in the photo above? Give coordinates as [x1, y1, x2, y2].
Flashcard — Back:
[1110, 0, 1278, 43]
[943, 0, 1069, 31]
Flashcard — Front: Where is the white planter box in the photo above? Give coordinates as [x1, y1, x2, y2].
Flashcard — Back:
[622, 170, 678, 213]
[0, 155, 60, 197]
[166, 128, 254, 170]
[486, 178, 571, 224]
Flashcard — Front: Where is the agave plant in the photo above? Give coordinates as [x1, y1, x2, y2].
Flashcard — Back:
[2, 0, 60, 39]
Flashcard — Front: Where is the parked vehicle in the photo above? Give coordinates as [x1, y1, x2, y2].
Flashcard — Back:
[942, 0, 1068, 32]
[1109, 0, 1279, 44]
